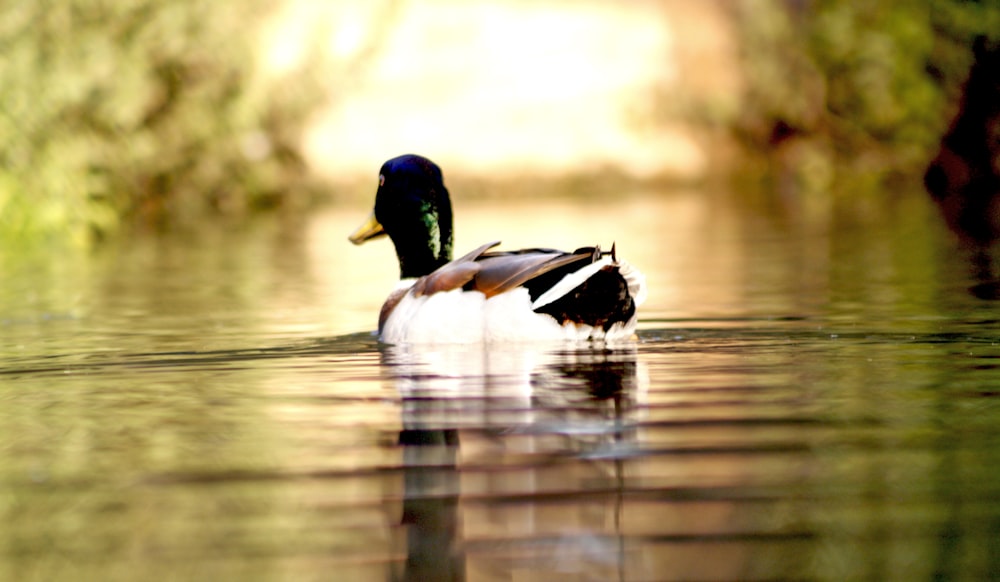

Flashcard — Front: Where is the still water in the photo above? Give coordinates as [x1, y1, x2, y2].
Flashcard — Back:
[2, 185, 1000, 581]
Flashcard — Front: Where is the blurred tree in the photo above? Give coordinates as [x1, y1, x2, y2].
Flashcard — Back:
[925, 37, 1000, 246]
[728, 0, 1000, 195]
[0, 0, 325, 244]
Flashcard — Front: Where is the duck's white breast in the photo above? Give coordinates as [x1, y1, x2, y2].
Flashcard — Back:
[379, 284, 638, 344]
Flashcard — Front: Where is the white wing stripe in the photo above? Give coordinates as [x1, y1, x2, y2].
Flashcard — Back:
[530, 257, 613, 310]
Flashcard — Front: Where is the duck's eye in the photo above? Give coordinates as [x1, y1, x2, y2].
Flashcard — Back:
[379, 174, 385, 187]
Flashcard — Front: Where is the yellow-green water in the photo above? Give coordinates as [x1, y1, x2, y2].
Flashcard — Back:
[3, 185, 1000, 581]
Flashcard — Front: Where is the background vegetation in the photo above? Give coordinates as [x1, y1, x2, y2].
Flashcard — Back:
[730, 0, 1000, 195]
[0, 0, 997, 244]
[0, 0, 324, 245]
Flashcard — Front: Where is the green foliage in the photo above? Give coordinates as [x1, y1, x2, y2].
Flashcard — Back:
[731, 0, 1000, 193]
[0, 0, 323, 245]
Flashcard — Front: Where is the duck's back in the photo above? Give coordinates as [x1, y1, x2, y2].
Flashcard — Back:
[379, 244, 645, 343]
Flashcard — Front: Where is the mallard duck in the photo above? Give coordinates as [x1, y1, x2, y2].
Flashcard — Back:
[349, 154, 646, 343]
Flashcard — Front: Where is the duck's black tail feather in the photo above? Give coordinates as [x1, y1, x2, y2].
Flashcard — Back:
[532, 265, 636, 331]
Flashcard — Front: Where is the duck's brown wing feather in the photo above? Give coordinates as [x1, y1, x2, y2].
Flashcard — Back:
[469, 251, 591, 298]
[410, 242, 593, 299]
[410, 241, 500, 297]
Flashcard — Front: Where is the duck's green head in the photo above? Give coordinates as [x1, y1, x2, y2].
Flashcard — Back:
[349, 154, 454, 278]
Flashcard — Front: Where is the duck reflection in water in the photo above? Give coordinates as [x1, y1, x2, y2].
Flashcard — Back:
[925, 36, 1000, 299]
[395, 426, 462, 581]
[381, 343, 647, 582]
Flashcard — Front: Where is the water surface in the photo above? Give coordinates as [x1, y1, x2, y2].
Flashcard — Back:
[3, 186, 1000, 581]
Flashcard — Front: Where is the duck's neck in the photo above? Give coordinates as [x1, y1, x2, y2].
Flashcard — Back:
[383, 196, 454, 278]
[393, 223, 453, 279]
[397, 248, 449, 279]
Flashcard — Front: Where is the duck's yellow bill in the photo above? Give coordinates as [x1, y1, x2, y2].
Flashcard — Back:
[349, 212, 386, 245]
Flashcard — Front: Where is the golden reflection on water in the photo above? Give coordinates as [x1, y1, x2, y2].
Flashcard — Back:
[5, 179, 1000, 580]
